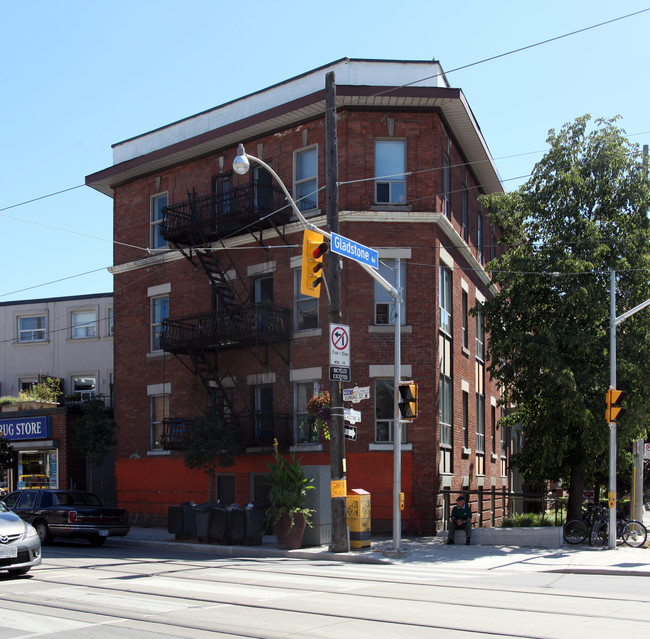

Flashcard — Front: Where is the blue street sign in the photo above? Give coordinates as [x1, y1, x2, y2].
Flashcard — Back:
[330, 233, 379, 269]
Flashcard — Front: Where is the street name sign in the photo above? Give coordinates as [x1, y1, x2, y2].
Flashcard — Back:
[344, 408, 361, 423]
[343, 385, 370, 403]
[331, 232, 379, 269]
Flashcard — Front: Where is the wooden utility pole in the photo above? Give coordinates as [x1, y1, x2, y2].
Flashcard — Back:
[325, 71, 347, 552]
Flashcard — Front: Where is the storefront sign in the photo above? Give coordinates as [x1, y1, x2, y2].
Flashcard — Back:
[0, 416, 51, 441]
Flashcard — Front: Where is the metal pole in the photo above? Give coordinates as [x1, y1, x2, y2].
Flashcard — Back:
[393, 258, 402, 552]
[609, 269, 616, 549]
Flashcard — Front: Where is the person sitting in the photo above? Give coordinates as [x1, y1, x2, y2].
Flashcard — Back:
[448, 494, 472, 545]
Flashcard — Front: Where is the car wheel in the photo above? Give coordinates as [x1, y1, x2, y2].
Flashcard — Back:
[34, 520, 53, 545]
[89, 536, 107, 547]
[8, 567, 30, 576]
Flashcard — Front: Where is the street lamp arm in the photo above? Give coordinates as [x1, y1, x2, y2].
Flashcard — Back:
[615, 297, 650, 326]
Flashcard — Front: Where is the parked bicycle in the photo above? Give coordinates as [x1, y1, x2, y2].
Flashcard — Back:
[563, 504, 647, 547]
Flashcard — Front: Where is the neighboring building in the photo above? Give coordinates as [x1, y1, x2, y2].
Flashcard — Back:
[0, 293, 114, 495]
[86, 58, 507, 534]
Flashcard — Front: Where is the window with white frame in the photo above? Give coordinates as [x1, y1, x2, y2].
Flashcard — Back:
[254, 385, 274, 442]
[294, 146, 318, 212]
[108, 307, 114, 336]
[374, 379, 406, 443]
[375, 140, 406, 204]
[151, 193, 168, 250]
[462, 389, 469, 450]
[477, 209, 484, 264]
[375, 259, 406, 325]
[439, 265, 452, 335]
[439, 333, 452, 474]
[461, 290, 469, 350]
[461, 185, 469, 241]
[475, 312, 486, 475]
[295, 381, 319, 444]
[71, 310, 97, 339]
[151, 394, 168, 450]
[18, 315, 46, 343]
[151, 295, 169, 352]
[294, 270, 318, 331]
[476, 309, 485, 362]
[443, 151, 451, 218]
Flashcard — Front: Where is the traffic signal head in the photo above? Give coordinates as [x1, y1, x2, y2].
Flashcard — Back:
[300, 229, 328, 298]
[606, 388, 627, 423]
[398, 381, 418, 420]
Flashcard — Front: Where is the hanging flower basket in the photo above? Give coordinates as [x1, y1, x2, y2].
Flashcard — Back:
[306, 390, 330, 439]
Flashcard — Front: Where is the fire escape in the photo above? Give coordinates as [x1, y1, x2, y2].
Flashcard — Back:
[157, 178, 294, 452]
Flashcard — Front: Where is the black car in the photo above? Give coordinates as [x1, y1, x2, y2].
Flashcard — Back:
[3, 490, 130, 546]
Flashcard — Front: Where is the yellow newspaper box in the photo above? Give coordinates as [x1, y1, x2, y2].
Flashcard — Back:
[346, 488, 371, 549]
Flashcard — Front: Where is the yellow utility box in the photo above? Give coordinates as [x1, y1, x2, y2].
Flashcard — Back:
[346, 488, 371, 549]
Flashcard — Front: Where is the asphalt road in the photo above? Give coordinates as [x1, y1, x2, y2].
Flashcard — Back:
[1, 540, 649, 638]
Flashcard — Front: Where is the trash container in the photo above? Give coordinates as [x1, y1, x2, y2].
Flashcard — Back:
[181, 502, 198, 539]
[194, 503, 213, 541]
[208, 505, 228, 543]
[244, 504, 264, 545]
[228, 506, 246, 544]
[346, 489, 371, 549]
[167, 505, 183, 536]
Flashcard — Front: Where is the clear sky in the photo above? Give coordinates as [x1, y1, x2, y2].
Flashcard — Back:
[2, 1, 648, 303]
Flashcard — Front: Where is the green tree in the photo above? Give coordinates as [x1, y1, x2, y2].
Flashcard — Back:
[479, 116, 650, 520]
[0, 434, 14, 483]
[71, 400, 117, 491]
[183, 407, 238, 499]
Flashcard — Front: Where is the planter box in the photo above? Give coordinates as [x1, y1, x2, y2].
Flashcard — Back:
[1, 401, 58, 412]
[443, 526, 563, 548]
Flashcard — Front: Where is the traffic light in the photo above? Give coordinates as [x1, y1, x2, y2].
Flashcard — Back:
[398, 381, 418, 420]
[606, 388, 626, 423]
[300, 229, 328, 298]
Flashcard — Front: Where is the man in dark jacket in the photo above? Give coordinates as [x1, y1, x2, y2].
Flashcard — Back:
[448, 495, 472, 544]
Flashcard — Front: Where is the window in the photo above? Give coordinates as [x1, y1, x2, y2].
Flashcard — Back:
[214, 172, 232, 216]
[476, 310, 484, 362]
[476, 312, 485, 474]
[18, 315, 46, 342]
[151, 193, 168, 250]
[375, 140, 406, 204]
[72, 375, 96, 399]
[151, 295, 169, 352]
[439, 333, 452, 474]
[443, 152, 451, 218]
[462, 389, 469, 450]
[294, 270, 318, 331]
[500, 414, 508, 477]
[477, 210, 483, 264]
[254, 386, 274, 442]
[375, 379, 406, 443]
[461, 186, 469, 241]
[71, 310, 97, 339]
[108, 307, 114, 336]
[461, 290, 469, 350]
[151, 394, 168, 450]
[296, 381, 319, 444]
[491, 403, 497, 458]
[439, 266, 452, 335]
[375, 259, 406, 325]
[294, 146, 318, 212]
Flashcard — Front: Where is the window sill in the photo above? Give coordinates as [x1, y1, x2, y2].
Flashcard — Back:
[147, 449, 171, 456]
[461, 346, 470, 357]
[368, 325, 412, 334]
[292, 328, 322, 339]
[491, 453, 498, 462]
[146, 351, 169, 360]
[14, 340, 49, 346]
[369, 443, 412, 452]
[369, 204, 413, 212]
[291, 444, 323, 453]
[462, 447, 472, 457]
[66, 337, 99, 343]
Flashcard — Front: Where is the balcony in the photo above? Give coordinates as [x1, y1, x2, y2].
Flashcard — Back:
[161, 183, 292, 245]
[160, 412, 293, 451]
[160, 304, 291, 353]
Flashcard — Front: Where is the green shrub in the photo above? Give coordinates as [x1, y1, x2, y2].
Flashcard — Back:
[499, 512, 558, 527]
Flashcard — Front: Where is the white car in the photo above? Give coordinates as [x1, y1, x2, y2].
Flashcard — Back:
[0, 500, 42, 576]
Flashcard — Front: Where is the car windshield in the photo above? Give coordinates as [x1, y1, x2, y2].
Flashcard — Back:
[0, 501, 7, 513]
[55, 492, 103, 506]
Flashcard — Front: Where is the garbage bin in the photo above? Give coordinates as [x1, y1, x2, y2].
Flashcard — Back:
[228, 506, 246, 544]
[181, 502, 198, 538]
[167, 505, 183, 536]
[208, 505, 228, 543]
[244, 505, 265, 545]
[194, 503, 213, 541]
[346, 489, 371, 549]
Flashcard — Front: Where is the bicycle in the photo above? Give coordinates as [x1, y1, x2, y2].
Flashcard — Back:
[588, 506, 647, 547]
[563, 503, 599, 544]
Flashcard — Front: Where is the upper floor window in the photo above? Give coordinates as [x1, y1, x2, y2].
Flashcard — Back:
[214, 172, 232, 215]
[296, 381, 319, 444]
[439, 266, 452, 335]
[461, 290, 469, 350]
[475, 309, 485, 362]
[71, 310, 97, 339]
[72, 375, 96, 399]
[375, 259, 406, 325]
[477, 210, 484, 264]
[151, 394, 168, 450]
[375, 140, 406, 204]
[18, 315, 46, 343]
[108, 307, 114, 336]
[461, 186, 469, 241]
[151, 193, 168, 250]
[151, 295, 169, 352]
[294, 270, 318, 331]
[375, 379, 406, 444]
[443, 152, 451, 218]
[294, 146, 318, 212]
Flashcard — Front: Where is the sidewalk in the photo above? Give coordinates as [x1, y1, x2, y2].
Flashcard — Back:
[110, 511, 650, 576]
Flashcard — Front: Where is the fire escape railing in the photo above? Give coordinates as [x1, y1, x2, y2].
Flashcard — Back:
[161, 183, 292, 245]
[160, 304, 291, 352]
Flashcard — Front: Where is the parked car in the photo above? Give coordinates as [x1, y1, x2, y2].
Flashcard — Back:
[0, 500, 42, 576]
[3, 490, 130, 546]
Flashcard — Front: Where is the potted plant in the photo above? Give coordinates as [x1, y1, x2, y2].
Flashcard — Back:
[266, 438, 314, 549]
[306, 389, 330, 440]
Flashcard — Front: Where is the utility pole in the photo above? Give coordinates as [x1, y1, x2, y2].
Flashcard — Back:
[325, 71, 347, 553]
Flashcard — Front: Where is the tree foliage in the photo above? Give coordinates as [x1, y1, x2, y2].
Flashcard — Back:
[0, 435, 14, 479]
[479, 116, 650, 518]
[72, 400, 117, 469]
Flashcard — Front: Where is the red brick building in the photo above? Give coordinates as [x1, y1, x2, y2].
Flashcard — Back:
[86, 58, 506, 535]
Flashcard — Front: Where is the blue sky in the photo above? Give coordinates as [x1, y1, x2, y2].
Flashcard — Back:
[2, 1, 649, 302]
